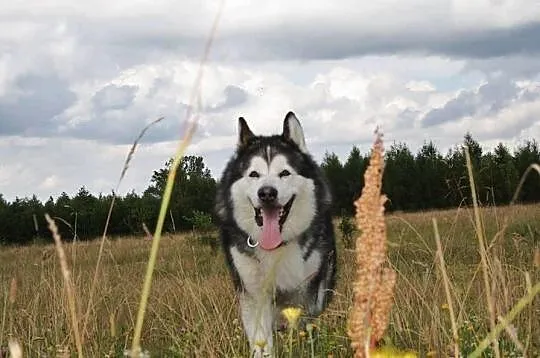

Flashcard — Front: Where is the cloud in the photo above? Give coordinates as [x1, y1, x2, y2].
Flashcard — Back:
[0, 135, 174, 201]
[1, 0, 540, 201]
[422, 76, 540, 127]
[0, 74, 76, 136]
[2, 1, 540, 70]
[213, 20, 540, 62]
[428, 22, 540, 59]
[207, 85, 248, 112]
[464, 55, 540, 79]
[92, 84, 138, 110]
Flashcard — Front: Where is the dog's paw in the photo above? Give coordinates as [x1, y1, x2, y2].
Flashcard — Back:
[251, 347, 272, 358]
[251, 341, 273, 358]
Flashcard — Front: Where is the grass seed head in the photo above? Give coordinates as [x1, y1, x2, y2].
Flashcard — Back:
[348, 131, 397, 357]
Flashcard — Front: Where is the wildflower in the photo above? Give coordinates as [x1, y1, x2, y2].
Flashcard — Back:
[281, 307, 302, 329]
[254, 340, 267, 350]
[441, 303, 449, 310]
[370, 347, 418, 358]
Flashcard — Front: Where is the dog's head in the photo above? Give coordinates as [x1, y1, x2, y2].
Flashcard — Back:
[216, 112, 331, 251]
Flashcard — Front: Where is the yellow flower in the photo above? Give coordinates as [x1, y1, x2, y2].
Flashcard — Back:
[254, 340, 267, 349]
[441, 303, 449, 310]
[281, 307, 302, 329]
[370, 347, 418, 358]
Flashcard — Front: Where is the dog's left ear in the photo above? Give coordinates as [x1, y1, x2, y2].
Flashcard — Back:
[282, 111, 308, 153]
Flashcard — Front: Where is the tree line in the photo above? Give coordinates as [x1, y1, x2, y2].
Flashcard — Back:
[0, 134, 539, 245]
[0, 156, 216, 245]
[322, 134, 540, 215]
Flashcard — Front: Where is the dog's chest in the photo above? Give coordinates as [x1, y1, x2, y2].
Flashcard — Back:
[257, 243, 320, 292]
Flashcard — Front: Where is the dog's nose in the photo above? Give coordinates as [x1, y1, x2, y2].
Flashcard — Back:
[258, 186, 278, 203]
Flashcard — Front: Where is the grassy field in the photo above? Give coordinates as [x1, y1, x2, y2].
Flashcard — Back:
[0, 204, 539, 357]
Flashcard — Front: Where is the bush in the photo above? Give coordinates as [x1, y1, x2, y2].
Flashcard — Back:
[184, 210, 218, 250]
[338, 215, 357, 249]
[184, 210, 214, 233]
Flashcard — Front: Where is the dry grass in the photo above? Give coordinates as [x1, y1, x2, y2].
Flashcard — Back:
[0, 202, 538, 357]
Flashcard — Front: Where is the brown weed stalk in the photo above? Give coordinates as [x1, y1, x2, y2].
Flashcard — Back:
[45, 214, 83, 357]
[348, 131, 397, 357]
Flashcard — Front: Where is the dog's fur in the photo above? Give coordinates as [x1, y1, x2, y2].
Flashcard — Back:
[214, 112, 337, 357]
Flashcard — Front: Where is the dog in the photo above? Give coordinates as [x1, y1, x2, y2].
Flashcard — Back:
[214, 111, 337, 357]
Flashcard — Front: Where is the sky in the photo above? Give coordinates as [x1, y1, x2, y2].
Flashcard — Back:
[1, 0, 540, 202]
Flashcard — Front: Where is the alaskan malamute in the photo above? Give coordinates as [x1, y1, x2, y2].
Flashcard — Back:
[214, 112, 337, 357]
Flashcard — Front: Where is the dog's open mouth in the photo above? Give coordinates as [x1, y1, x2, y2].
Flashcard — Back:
[253, 195, 295, 250]
[254, 195, 295, 229]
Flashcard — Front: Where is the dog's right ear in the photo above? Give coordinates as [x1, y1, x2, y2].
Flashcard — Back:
[238, 117, 255, 147]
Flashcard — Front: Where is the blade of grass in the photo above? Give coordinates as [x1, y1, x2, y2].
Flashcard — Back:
[432, 218, 459, 358]
[0, 285, 7, 349]
[468, 282, 540, 358]
[510, 164, 540, 204]
[129, 1, 226, 355]
[464, 146, 500, 358]
[82, 116, 164, 341]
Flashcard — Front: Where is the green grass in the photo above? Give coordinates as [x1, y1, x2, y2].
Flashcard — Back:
[0, 204, 539, 357]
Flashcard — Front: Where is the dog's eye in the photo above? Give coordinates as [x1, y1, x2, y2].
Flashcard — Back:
[248, 171, 260, 178]
[279, 170, 291, 178]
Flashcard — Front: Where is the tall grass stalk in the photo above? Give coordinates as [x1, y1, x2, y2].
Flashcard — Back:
[0, 286, 7, 350]
[510, 163, 540, 204]
[469, 282, 540, 358]
[464, 146, 500, 358]
[129, 1, 226, 355]
[471, 162, 540, 357]
[82, 117, 164, 341]
[45, 214, 83, 357]
[432, 218, 459, 358]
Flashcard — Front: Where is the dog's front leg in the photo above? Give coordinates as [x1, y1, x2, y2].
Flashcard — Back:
[239, 292, 274, 358]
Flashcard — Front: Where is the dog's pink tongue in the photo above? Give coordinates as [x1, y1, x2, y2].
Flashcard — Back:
[261, 208, 282, 250]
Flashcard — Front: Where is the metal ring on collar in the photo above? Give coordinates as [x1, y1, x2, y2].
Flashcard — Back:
[246, 235, 259, 248]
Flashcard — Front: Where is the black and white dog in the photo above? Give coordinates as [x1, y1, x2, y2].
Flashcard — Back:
[214, 112, 337, 357]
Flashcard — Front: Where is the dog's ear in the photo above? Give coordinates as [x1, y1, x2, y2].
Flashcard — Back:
[282, 111, 308, 153]
[238, 117, 255, 147]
